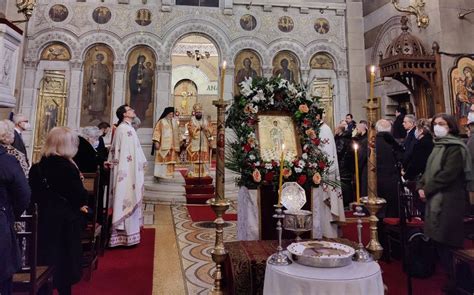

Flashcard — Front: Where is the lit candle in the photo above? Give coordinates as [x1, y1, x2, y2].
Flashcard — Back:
[353, 143, 360, 204]
[219, 61, 227, 101]
[369, 65, 376, 100]
[277, 144, 285, 207]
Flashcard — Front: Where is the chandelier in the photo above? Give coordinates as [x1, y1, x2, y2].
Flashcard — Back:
[186, 50, 210, 62]
[16, 0, 37, 21]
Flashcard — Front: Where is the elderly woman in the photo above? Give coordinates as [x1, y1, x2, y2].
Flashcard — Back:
[0, 120, 29, 176]
[73, 126, 107, 173]
[417, 113, 473, 292]
[29, 127, 89, 295]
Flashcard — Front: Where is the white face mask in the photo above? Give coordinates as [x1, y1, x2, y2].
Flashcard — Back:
[433, 125, 449, 138]
[468, 112, 474, 123]
[20, 122, 30, 130]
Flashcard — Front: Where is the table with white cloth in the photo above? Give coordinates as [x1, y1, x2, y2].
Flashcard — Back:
[263, 253, 384, 295]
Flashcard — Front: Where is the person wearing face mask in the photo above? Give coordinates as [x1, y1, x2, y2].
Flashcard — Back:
[404, 119, 434, 181]
[417, 113, 474, 293]
[12, 113, 30, 165]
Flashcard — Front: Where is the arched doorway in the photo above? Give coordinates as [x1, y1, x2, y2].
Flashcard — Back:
[170, 34, 219, 163]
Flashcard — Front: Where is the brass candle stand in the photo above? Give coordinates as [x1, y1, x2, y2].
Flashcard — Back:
[364, 86, 386, 261]
[209, 96, 230, 295]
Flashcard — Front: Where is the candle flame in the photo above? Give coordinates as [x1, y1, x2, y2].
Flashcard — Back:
[353, 143, 359, 150]
[282, 144, 285, 151]
[370, 65, 376, 74]
[222, 61, 227, 70]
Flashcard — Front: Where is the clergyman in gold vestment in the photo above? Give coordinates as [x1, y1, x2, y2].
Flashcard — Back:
[152, 107, 180, 178]
[187, 103, 212, 177]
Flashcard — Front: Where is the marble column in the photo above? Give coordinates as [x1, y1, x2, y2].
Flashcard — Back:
[67, 60, 83, 129]
[111, 63, 126, 124]
[155, 63, 172, 119]
[19, 60, 38, 158]
[336, 70, 350, 121]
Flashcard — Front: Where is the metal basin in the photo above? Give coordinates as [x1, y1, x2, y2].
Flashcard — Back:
[287, 241, 355, 268]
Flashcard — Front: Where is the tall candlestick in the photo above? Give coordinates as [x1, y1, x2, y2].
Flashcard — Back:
[219, 61, 226, 102]
[277, 144, 285, 207]
[369, 65, 376, 100]
[353, 143, 360, 204]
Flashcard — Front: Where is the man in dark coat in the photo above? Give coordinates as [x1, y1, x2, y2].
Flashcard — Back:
[402, 114, 417, 169]
[353, 121, 368, 197]
[345, 113, 356, 134]
[392, 106, 407, 140]
[12, 113, 29, 165]
[375, 119, 403, 218]
[0, 145, 31, 295]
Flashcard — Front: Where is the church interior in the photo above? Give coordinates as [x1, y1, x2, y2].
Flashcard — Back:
[1, 0, 474, 294]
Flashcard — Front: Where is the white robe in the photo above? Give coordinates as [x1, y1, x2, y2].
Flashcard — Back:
[108, 121, 147, 247]
[312, 123, 346, 239]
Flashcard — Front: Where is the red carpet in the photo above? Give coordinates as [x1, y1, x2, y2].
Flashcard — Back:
[187, 205, 237, 222]
[71, 228, 155, 295]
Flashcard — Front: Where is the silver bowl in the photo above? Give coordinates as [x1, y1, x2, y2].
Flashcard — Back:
[287, 241, 355, 268]
[283, 210, 312, 241]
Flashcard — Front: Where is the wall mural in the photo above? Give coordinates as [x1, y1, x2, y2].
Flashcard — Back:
[49, 4, 68, 22]
[80, 45, 114, 126]
[278, 16, 294, 33]
[310, 52, 334, 70]
[234, 49, 262, 95]
[240, 14, 257, 31]
[136, 9, 152, 26]
[40, 43, 71, 61]
[272, 51, 300, 84]
[450, 56, 474, 126]
[126, 46, 156, 127]
[314, 18, 330, 34]
[92, 6, 111, 24]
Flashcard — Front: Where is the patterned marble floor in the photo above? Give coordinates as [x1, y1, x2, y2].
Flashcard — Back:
[171, 204, 237, 295]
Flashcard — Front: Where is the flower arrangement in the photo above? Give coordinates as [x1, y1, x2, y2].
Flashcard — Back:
[225, 76, 332, 189]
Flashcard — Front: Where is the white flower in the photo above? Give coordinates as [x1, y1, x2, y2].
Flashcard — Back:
[266, 84, 274, 93]
[288, 83, 298, 95]
[255, 161, 261, 167]
[302, 153, 308, 160]
[251, 105, 258, 113]
[249, 154, 256, 160]
[295, 92, 303, 99]
[265, 163, 273, 170]
[298, 159, 306, 167]
[252, 89, 265, 103]
[240, 77, 254, 96]
[278, 79, 288, 89]
[295, 167, 303, 173]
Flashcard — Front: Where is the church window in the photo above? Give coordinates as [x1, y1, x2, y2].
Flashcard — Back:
[176, 0, 219, 7]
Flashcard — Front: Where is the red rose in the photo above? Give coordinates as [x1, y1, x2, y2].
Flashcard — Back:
[243, 144, 252, 152]
[318, 161, 326, 169]
[265, 171, 275, 182]
[271, 160, 277, 167]
[303, 119, 311, 127]
[297, 175, 307, 185]
[312, 138, 320, 146]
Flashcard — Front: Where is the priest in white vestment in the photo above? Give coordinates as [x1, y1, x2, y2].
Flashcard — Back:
[312, 116, 346, 239]
[108, 104, 147, 247]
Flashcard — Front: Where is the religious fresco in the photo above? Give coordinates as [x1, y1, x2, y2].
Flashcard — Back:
[310, 52, 334, 70]
[49, 4, 68, 22]
[240, 14, 257, 31]
[272, 51, 300, 84]
[450, 56, 474, 126]
[33, 71, 67, 163]
[92, 6, 111, 24]
[126, 46, 156, 127]
[40, 43, 71, 61]
[80, 45, 114, 127]
[234, 50, 262, 95]
[278, 16, 294, 33]
[314, 18, 330, 34]
[136, 9, 152, 26]
[257, 114, 299, 162]
[174, 79, 197, 117]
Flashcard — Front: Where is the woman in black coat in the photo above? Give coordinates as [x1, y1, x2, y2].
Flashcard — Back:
[0, 145, 30, 295]
[29, 127, 88, 295]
